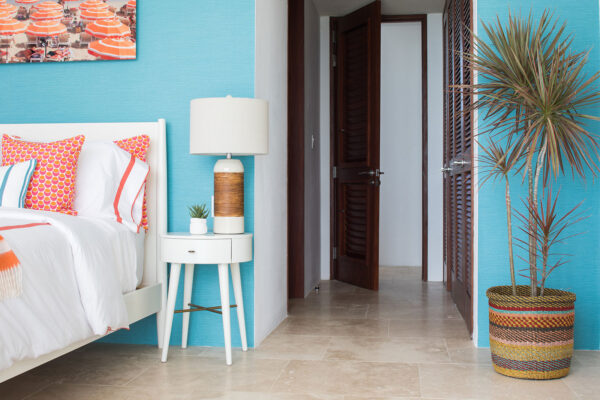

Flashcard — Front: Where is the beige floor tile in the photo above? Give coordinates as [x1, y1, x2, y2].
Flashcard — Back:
[27, 383, 198, 400]
[272, 360, 420, 397]
[128, 355, 288, 393]
[445, 338, 492, 365]
[255, 334, 332, 360]
[27, 349, 151, 386]
[279, 317, 390, 337]
[344, 397, 429, 400]
[30, 387, 342, 400]
[288, 302, 369, 320]
[80, 342, 207, 359]
[366, 303, 460, 320]
[389, 319, 470, 339]
[324, 336, 450, 364]
[419, 363, 578, 400]
[572, 350, 600, 367]
[562, 363, 600, 399]
[0, 374, 52, 400]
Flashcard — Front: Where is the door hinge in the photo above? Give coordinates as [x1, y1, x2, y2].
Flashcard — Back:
[332, 53, 337, 68]
[332, 166, 337, 179]
[333, 247, 338, 260]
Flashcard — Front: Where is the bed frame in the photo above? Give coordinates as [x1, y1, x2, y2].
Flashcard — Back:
[0, 120, 167, 383]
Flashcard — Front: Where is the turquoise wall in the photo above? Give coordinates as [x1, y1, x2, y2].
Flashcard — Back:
[477, 0, 600, 349]
[0, 1, 256, 348]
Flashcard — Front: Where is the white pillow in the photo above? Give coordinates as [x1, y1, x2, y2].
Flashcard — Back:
[0, 159, 37, 208]
[74, 141, 149, 233]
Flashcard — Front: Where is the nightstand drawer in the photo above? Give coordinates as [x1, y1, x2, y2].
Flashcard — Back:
[161, 238, 231, 264]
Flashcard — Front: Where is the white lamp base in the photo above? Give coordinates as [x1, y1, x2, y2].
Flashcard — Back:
[214, 216, 244, 234]
[213, 157, 245, 234]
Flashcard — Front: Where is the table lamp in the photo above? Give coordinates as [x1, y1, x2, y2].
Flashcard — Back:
[190, 96, 269, 234]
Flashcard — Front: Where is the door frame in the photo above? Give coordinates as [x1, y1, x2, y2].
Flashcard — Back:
[330, 14, 429, 282]
[287, 0, 305, 299]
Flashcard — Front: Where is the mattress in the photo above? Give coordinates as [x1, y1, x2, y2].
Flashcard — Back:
[0, 208, 141, 370]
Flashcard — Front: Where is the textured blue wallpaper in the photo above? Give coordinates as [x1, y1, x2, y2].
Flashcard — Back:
[477, 0, 600, 349]
[0, 1, 256, 348]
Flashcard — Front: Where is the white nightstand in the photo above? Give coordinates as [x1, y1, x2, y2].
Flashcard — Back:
[160, 232, 253, 365]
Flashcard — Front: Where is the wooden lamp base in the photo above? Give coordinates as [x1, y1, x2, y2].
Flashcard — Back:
[213, 157, 244, 234]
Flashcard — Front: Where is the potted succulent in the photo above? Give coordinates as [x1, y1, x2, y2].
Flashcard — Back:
[188, 203, 209, 235]
[461, 11, 600, 379]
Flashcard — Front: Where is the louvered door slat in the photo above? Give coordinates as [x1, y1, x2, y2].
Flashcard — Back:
[333, 1, 381, 290]
[341, 24, 369, 165]
[443, 0, 473, 334]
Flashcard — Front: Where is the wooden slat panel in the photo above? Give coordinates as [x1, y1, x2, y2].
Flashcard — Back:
[342, 25, 369, 164]
[444, 0, 474, 333]
[342, 184, 368, 258]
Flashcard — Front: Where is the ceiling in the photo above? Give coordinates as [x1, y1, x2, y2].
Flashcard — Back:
[312, 0, 445, 16]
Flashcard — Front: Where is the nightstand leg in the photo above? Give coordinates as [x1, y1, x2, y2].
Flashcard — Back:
[218, 263, 232, 366]
[231, 262, 248, 351]
[182, 263, 195, 349]
[157, 261, 167, 349]
[161, 263, 181, 363]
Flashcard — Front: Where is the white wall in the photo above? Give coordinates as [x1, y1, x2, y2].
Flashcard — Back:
[254, 0, 288, 345]
[319, 16, 331, 280]
[379, 22, 423, 267]
[304, 0, 321, 296]
[319, 15, 445, 281]
[427, 13, 444, 282]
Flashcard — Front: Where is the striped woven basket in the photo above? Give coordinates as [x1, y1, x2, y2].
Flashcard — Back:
[486, 285, 576, 380]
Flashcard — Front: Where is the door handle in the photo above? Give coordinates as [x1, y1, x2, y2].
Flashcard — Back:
[441, 167, 452, 173]
[359, 169, 384, 177]
[452, 160, 470, 167]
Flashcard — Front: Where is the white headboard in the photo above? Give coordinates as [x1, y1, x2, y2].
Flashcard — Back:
[0, 120, 167, 288]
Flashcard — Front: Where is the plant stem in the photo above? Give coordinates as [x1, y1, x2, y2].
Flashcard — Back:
[505, 177, 517, 295]
[527, 151, 537, 297]
[533, 143, 546, 204]
[540, 244, 548, 296]
[532, 143, 547, 296]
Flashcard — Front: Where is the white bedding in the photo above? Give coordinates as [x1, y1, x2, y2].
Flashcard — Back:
[0, 208, 142, 370]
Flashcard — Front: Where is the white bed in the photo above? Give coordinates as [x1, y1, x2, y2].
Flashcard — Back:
[0, 120, 167, 383]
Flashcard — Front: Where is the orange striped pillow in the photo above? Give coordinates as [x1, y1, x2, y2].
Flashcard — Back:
[1, 134, 85, 215]
[115, 135, 150, 230]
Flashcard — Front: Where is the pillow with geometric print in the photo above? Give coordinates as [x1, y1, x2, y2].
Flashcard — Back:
[1, 134, 85, 215]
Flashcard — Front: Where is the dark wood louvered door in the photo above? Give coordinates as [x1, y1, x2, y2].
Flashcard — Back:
[443, 0, 473, 333]
[331, 1, 381, 290]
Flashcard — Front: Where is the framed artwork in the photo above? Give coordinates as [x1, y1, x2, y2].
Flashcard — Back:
[0, 0, 136, 64]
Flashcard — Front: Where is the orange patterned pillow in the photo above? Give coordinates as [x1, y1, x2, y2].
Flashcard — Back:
[1, 134, 85, 215]
[115, 135, 150, 230]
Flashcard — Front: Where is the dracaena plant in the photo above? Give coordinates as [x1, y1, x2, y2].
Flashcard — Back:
[460, 10, 600, 296]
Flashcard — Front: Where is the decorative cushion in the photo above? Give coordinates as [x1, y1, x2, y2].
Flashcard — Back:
[75, 141, 149, 233]
[0, 159, 37, 208]
[115, 135, 150, 230]
[1, 135, 85, 215]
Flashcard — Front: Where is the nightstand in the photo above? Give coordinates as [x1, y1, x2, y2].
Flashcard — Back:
[160, 232, 252, 365]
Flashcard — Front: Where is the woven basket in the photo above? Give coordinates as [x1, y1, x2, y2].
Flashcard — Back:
[486, 285, 576, 380]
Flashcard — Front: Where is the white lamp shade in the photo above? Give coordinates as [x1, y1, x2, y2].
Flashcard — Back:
[190, 96, 269, 155]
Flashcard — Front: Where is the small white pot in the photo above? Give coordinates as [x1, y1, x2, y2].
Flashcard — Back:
[190, 218, 208, 235]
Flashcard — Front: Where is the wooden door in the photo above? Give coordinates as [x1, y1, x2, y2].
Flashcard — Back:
[443, 0, 474, 333]
[331, 1, 381, 290]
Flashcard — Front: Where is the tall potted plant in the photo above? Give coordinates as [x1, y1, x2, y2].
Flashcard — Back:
[461, 11, 600, 379]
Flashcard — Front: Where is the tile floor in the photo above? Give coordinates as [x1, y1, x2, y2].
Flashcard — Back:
[1, 267, 599, 399]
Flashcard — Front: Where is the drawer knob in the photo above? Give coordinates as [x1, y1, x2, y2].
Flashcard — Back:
[188, 250, 196, 253]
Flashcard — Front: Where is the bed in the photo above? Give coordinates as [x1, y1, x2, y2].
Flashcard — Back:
[0, 120, 167, 383]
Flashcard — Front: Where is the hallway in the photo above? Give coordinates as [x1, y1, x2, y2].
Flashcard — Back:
[1, 268, 598, 399]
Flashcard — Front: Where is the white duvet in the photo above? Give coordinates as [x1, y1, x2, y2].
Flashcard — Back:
[0, 208, 139, 370]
